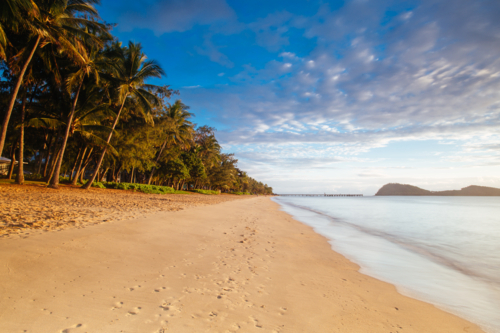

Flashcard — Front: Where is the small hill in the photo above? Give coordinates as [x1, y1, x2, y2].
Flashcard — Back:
[375, 183, 431, 196]
[434, 185, 500, 196]
[375, 184, 500, 196]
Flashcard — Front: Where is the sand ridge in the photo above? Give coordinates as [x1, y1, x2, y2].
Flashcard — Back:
[0, 195, 485, 332]
[0, 184, 248, 238]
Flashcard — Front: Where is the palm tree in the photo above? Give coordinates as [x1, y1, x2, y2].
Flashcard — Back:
[48, 43, 112, 189]
[14, 88, 27, 184]
[0, 0, 107, 158]
[198, 134, 221, 167]
[0, 0, 38, 60]
[82, 41, 164, 189]
[147, 100, 194, 184]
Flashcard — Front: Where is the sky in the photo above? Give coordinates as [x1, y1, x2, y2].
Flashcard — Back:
[97, 0, 500, 195]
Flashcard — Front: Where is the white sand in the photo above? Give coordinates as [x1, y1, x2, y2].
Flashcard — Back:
[0, 196, 484, 332]
[0, 184, 247, 237]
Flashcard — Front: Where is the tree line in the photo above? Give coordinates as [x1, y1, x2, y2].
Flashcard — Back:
[0, 0, 273, 195]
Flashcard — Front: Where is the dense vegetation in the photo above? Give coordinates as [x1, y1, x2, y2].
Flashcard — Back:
[0, 0, 273, 195]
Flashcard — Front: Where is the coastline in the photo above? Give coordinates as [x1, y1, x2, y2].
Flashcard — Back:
[0, 194, 484, 332]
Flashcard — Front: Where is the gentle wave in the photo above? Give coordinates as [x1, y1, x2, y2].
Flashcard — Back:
[273, 196, 500, 333]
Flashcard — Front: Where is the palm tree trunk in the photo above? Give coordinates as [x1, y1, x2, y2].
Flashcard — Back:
[36, 150, 42, 175]
[78, 148, 94, 184]
[48, 80, 84, 189]
[42, 134, 55, 178]
[99, 167, 109, 182]
[82, 96, 127, 189]
[147, 167, 156, 185]
[70, 147, 83, 182]
[0, 35, 41, 158]
[130, 167, 135, 183]
[71, 146, 87, 185]
[7, 142, 17, 180]
[15, 91, 27, 185]
[47, 145, 62, 184]
[113, 165, 122, 182]
[79, 165, 87, 184]
[44, 148, 55, 179]
[72, 146, 92, 185]
[42, 134, 52, 178]
[147, 140, 168, 185]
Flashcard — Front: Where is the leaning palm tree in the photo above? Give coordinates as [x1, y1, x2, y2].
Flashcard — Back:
[48, 43, 112, 189]
[0, 0, 107, 158]
[0, 0, 38, 60]
[82, 41, 164, 189]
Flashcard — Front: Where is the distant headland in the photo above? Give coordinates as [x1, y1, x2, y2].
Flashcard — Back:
[375, 183, 500, 196]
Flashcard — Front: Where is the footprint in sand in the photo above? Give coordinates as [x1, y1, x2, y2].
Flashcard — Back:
[41, 308, 53, 315]
[126, 306, 142, 315]
[249, 316, 263, 328]
[128, 285, 141, 291]
[111, 301, 123, 310]
[159, 301, 182, 317]
[60, 323, 84, 333]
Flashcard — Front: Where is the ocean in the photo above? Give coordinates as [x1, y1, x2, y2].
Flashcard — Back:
[272, 196, 500, 333]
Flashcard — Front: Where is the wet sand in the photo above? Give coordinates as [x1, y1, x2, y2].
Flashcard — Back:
[0, 186, 485, 332]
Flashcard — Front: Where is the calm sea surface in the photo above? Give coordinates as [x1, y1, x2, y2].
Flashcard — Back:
[273, 196, 500, 333]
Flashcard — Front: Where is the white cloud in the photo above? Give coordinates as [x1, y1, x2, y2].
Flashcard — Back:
[116, 0, 238, 35]
[248, 11, 294, 52]
[172, 0, 500, 192]
[194, 34, 234, 68]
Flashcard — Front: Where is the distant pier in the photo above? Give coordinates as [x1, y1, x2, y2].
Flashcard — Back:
[278, 194, 363, 197]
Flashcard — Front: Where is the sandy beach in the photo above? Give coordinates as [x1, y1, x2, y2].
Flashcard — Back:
[0, 187, 485, 332]
[0, 184, 248, 238]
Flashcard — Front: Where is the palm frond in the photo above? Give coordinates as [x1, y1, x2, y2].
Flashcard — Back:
[26, 117, 65, 129]
[77, 104, 116, 121]
[65, 3, 99, 16]
[78, 131, 118, 155]
[134, 59, 165, 81]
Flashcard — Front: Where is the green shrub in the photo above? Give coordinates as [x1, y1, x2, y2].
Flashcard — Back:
[230, 191, 251, 195]
[139, 184, 175, 194]
[102, 182, 176, 194]
[59, 176, 71, 184]
[117, 183, 130, 190]
[92, 181, 106, 189]
[102, 181, 118, 189]
[79, 181, 176, 194]
[25, 173, 43, 181]
[191, 189, 220, 195]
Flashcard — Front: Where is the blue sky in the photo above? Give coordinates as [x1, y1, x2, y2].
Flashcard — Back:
[97, 0, 500, 195]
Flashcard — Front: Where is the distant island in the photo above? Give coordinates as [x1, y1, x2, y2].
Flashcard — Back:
[375, 183, 500, 196]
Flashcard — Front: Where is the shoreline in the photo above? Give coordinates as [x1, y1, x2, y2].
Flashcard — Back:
[273, 196, 498, 333]
[0, 193, 485, 332]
